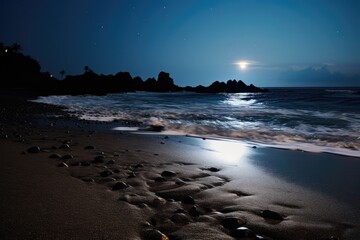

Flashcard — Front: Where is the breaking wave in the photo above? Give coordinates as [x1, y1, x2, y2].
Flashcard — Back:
[32, 88, 360, 157]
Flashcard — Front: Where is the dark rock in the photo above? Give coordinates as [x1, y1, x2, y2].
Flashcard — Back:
[49, 153, 61, 159]
[79, 161, 90, 166]
[155, 177, 166, 182]
[261, 210, 284, 221]
[62, 140, 71, 144]
[189, 206, 200, 217]
[143, 229, 169, 240]
[190, 79, 268, 94]
[152, 197, 166, 207]
[181, 196, 195, 205]
[113, 169, 121, 173]
[57, 162, 69, 167]
[174, 208, 186, 214]
[134, 163, 144, 168]
[127, 172, 136, 178]
[59, 144, 70, 149]
[92, 155, 105, 163]
[82, 177, 94, 182]
[208, 167, 220, 172]
[112, 181, 129, 190]
[61, 154, 73, 160]
[230, 227, 256, 238]
[100, 170, 112, 177]
[149, 125, 165, 132]
[27, 146, 40, 153]
[84, 145, 95, 150]
[106, 159, 115, 165]
[170, 213, 191, 224]
[221, 217, 246, 229]
[161, 170, 176, 177]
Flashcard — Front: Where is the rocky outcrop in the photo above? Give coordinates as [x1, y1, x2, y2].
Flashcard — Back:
[186, 80, 268, 93]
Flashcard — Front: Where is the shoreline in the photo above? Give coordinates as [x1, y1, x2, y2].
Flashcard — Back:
[30, 90, 360, 159]
[1, 90, 360, 239]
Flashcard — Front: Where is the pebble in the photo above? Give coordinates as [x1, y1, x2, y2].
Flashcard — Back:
[82, 177, 94, 182]
[112, 181, 129, 190]
[230, 226, 256, 238]
[79, 161, 91, 166]
[261, 210, 284, 221]
[106, 160, 115, 165]
[155, 177, 166, 182]
[113, 169, 121, 173]
[84, 145, 95, 150]
[59, 144, 70, 149]
[152, 197, 167, 207]
[49, 153, 61, 159]
[92, 155, 105, 163]
[134, 163, 144, 168]
[181, 196, 195, 205]
[143, 229, 169, 240]
[170, 213, 191, 224]
[161, 170, 176, 177]
[57, 162, 69, 167]
[62, 140, 71, 144]
[189, 206, 201, 217]
[208, 167, 220, 172]
[174, 208, 186, 214]
[61, 154, 73, 160]
[27, 146, 40, 153]
[127, 172, 136, 178]
[221, 217, 246, 229]
[100, 170, 113, 177]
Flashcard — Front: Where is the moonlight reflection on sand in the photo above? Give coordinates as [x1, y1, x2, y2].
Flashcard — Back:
[204, 139, 252, 165]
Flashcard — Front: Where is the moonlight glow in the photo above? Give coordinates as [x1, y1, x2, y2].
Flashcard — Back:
[236, 61, 249, 70]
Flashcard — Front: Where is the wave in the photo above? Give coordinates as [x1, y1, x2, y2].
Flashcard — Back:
[31, 91, 360, 158]
[325, 89, 357, 94]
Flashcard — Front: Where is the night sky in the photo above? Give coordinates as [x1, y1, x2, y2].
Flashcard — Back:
[1, 0, 359, 87]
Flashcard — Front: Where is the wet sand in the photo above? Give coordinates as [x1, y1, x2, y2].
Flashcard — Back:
[0, 91, 359, 239]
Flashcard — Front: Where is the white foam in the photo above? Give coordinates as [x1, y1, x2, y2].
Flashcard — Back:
[112, 127, 139, 131]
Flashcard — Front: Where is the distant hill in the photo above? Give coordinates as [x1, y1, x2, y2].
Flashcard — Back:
[0, 42, 268, 95]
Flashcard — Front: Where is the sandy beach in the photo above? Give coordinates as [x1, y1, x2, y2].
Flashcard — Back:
[1, 91, 359, 240]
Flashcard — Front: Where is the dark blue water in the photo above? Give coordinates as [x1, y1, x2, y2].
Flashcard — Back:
[33, 87, 360, 157]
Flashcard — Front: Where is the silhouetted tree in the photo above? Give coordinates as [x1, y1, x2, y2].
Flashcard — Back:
[10, 43, 21, 53]
[84, 65, 92, 73]
[60, 70, 66, 79]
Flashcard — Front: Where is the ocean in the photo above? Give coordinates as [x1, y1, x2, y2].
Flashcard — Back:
[32, 87, 360, 157]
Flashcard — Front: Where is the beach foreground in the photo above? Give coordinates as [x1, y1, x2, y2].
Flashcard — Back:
[0, 92, 359, 240]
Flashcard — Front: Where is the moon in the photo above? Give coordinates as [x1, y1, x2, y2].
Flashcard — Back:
[236, 61, 249, 70]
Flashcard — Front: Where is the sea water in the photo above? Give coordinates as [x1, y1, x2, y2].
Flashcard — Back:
[32, 88, 360, 157]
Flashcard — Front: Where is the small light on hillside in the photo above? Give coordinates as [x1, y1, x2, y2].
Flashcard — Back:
[5, 49, 8, 53]
[50, 74, 53, 78]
